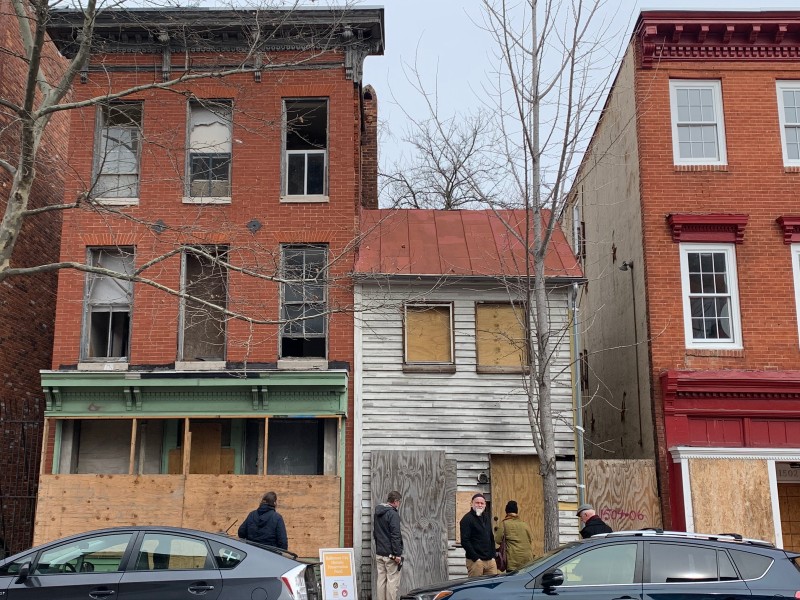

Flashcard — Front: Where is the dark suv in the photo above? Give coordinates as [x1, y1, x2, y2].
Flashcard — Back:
[402, 530, 800, 600]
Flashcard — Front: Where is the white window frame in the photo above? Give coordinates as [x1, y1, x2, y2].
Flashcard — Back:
[184, 99, 233, 204]
[281, 98, 329, 202]
[792, 244, 800, 346]
[679, 243, 742, 350]
[776, 81, 800, 167]
[669, 80, 727, 166]
[93, 103, 142, 203]
[403, 302, 455, 365]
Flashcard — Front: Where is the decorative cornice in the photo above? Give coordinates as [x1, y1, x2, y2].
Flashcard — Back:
[777, 215, 800, 244]
[661, 369, 800, 403]
[638, 13, 800, 68]
[667, 213, 748, 244]
[670, 446, 800, 462]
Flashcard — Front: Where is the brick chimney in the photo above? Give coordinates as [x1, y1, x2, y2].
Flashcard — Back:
[360, 85, 378, 209]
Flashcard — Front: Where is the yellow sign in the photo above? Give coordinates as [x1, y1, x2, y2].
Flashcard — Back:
[320, 548, 358, 600]
[323, 552, 353, 577]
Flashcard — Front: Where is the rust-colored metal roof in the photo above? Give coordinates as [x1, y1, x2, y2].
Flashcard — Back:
[356, 209, 583, 279]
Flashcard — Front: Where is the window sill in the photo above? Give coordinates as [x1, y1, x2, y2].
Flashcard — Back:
[277, 358, 328, 371]
[175, 361, 226, 371]
[476, 366, 529, 374]
[402, 364, 456, 374]
[182, 196, 232, 204]
[77, 361, 129, 371]
[784, 166, 800, 173]
[685, 348, 744, 358]
[93, 198, 139, 206]
[280, 195, 329, 204]
[673, 164, 729, 172]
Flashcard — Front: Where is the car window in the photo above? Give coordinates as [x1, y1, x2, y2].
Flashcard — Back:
[558, 544, 637, 586]
[208, 540, 246, 569]
[728, 549, 773, 580]
[0, 554, 33, 576]
[35, 533, 132, 575]
[134, 533, 211, 571]
[649, 543, 719, 583]
[718, 551, 739, 581]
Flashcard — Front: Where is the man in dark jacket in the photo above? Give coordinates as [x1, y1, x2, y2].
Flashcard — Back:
[577, 503, 613, 538]
[238, 491, 288, 550]
[373, 490, 403, 600]
[459, 492, 497, 577]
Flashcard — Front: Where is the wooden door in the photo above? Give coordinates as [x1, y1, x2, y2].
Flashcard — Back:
[490, 454, 544, 557]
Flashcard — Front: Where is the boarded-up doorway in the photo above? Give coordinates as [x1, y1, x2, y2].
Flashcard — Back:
[371, 450, 450, 598]
[490, 454, 544, 557]
[778, 483, 800, 551]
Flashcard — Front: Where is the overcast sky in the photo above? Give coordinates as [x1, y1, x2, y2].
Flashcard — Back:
[362, 0, 800, 171]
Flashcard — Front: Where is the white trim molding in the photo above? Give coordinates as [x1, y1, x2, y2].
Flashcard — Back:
[767, 460, 783, 548]
[671, 447, 800, 461]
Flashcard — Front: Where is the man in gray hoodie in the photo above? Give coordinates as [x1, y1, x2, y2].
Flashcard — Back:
[373, 490, 403, 600]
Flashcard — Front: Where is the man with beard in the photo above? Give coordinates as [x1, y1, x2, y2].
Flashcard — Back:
[459, 493, 498, 577]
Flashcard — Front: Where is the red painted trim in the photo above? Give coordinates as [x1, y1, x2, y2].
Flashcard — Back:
[777, 215, 800, 244]
[667, 214, 748, 244]
[669, 462, 686, 532]
[661, 369, 800, 400]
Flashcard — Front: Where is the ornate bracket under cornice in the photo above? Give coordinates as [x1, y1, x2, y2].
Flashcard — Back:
[667, 213, 748, 244]
[639, 13, 800, 68]
[661, 369, 800, 404]
[777, 215, 800, 244]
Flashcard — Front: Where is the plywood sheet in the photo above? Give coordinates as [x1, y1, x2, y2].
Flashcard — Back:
[34, 474, 340, 559]
[491, 454, 544, 557]
[778, 483, 800, 552]
[189, 422, 222, 474]
[689, 458, 774, 543]
[585, 459, 662, 531]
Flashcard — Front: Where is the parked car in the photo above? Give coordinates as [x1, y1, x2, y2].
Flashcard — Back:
[0, 525, 319, 600]
[402, 530, 800, 600]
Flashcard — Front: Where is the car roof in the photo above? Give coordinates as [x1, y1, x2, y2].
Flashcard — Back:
[585, 529, 779, 551]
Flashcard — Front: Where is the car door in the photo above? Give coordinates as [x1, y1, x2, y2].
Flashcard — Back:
[117, 532, 221, 600]
[532, 542, 643, 600]
[642, 542, 752, 600]
[5, 532, 132, 600]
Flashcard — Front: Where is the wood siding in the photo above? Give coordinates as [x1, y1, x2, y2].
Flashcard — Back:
[355, 282, 579, 589]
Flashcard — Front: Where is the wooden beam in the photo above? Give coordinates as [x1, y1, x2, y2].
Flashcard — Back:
[182, 419, 191, 475]
[40, 418, 51, 476]
[128, 418, 138, 475]
[263, 417, 269, 475]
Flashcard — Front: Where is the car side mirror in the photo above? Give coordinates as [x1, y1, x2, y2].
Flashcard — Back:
[541, 568, 564, 589]
[14, 562, 31, 584]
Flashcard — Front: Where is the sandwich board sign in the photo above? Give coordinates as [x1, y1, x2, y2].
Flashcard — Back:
[319, 548, 358, 600]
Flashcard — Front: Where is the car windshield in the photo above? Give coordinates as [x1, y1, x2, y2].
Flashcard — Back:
[516, 542, 583, 573]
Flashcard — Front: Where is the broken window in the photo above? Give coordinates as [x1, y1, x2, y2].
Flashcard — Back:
[94, 103, 142, 198]
[475, 303, 528, 372]
[58, 420, 133, 474]
[281, 245, 327, 358]
[284, 99, 328, 196]
[267, 418, 337, 475]
[180, 247, 228, 362]
[188, 100, 232, 197]
[84, 248, 134, 360]
[404, 303, 453, 364]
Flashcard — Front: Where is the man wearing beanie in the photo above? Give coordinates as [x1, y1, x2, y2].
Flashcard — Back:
[459, 493, 498, 577]
[494, 500, 533, 571]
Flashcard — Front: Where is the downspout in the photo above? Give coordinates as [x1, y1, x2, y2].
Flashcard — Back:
[571, 282, 586, 507]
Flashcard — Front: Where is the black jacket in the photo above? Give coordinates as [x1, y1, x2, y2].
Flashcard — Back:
[580, 515, 613, 539]
[459, 509, 495, 561]
[238, 504, 288, 550]
[373, 503, 403, 557]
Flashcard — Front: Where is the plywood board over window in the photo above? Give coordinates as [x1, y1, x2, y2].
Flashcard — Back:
[476, 303, 528, 373]
[405, 304, 453, 363]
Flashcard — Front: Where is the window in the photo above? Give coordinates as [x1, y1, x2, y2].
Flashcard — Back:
[187, 100, 232, 198]
[669, 80, 727, 165]
[649, 543, 726, 583]
[728, 549, 772, 580]
[0, 554, 32, 575]
[559, 544, 637, 586]
[208, 541, 245, 569]
[280, 245, 327, 358]
[475, 303, 528, 372]
[793, 245, 800, 347]
[284, 99, 328, 197]
[679, 244, 742, 349]
[35, 533, 132, 574]
[404, 303, 453, 365]
[267, 418, 337, 475]
[134, 533, 211, 571]
[94, 103, 142, 198]
[777, 82, 800, 167]
[180, 247, 228, 362]
[83, 248, 134, 361]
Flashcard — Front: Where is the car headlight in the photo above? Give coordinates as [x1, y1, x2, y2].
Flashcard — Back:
[416, 592, 453, 600]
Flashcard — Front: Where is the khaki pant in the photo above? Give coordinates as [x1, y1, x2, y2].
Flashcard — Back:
[466, 558, 498, 577]
[376, 555, 402, 600]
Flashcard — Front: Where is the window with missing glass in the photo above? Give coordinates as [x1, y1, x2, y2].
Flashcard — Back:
[679, 244, 742, 349]
[180, 247, 228, 361]
[187, 100, 232, 198]
[83, 247, 134, 361]
[94, 103, 142, 199]
[283, 99, 328, 197]
[280, 244, 327, 358]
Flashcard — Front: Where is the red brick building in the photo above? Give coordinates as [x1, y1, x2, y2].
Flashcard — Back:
[38, 7, 383, 558]
[572, 10, 800, 548]
[0, 1, 68, 555]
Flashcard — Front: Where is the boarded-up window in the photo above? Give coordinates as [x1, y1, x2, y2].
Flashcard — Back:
[476, 303, 528, 371]
[405, 304, 453, 363]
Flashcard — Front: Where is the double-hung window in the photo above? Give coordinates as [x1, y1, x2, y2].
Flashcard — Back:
[669, 80, 727, 165]
[679, 244, 742, 349]
[777, 81, 800, 167]
[792, 245, 800, 345]
[94, 103, 142, 199]
[83, 248, 134, 361]
[404, 303, 454, 366]
[180, 246, 228, 362]
[280, 244, 327, 358]
[283, 99, 328, 198]
[187, 100, 232, 199]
